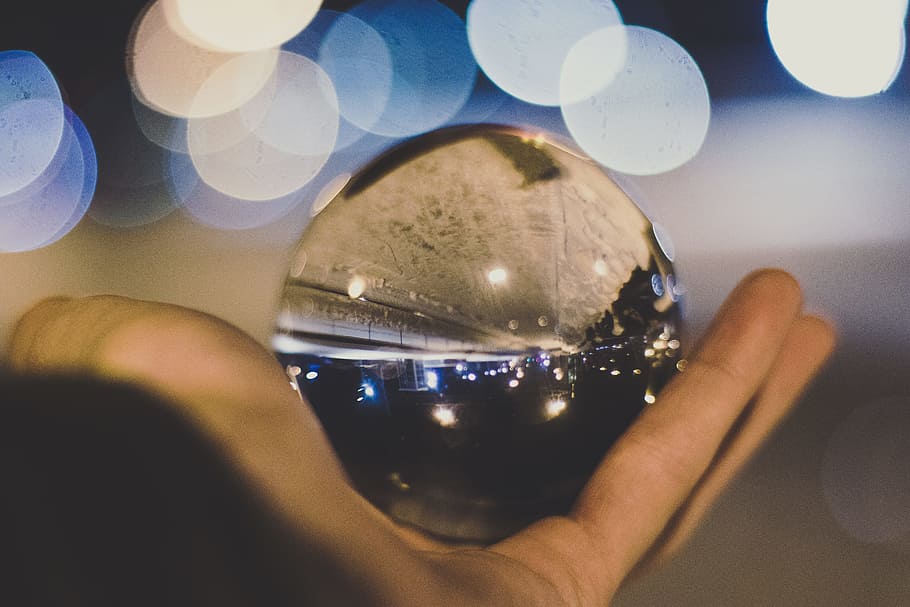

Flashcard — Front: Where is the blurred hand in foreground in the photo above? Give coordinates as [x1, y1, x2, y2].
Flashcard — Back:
[7, 269, 834, 606]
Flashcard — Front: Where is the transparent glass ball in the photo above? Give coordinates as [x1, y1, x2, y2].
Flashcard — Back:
[273, 125, 682, 542]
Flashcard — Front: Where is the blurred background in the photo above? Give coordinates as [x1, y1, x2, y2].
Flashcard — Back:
[1, 1, 908, 604]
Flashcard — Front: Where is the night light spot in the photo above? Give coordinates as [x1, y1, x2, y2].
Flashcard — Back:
[651, 273, 665, 297]
[488, 267, 507, 284]
[0, 51, 65, 199]
[467, 0, 624, 106]
[767, 0, 907, 97]
[544, 398, 567, 419]
[350, 0, 477, 137]
[432, 405, 458, 427]
[561, 26, 710, 175]
[426, 371, 439, 389]
[348, 276, 367, 299]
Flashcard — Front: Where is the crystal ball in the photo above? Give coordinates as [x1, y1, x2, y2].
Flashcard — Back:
[273, 125, 681, 542]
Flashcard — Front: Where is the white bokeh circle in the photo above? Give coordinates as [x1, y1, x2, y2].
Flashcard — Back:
[467, 0, 624, 106]
[130, 0, 279, 119]
[188, 52, 338, 202]
[0, 51, 66, 199]
[767, 0, 907, 97]
[166, 0, 321, 53]
[561, 26, 710, 175]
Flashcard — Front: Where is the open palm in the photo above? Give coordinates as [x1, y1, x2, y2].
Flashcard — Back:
[8, 269, 833, 606]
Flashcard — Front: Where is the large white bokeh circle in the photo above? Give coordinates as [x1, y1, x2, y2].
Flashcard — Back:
[169, 0, 321, 52]
[0, 51, 66, 199]
[561, 26, 710, 176]
[188, 52, 338, 202]
[467, 0, 624, 106]
[767, 0, 907, 97]
[130, 0, 279, 119]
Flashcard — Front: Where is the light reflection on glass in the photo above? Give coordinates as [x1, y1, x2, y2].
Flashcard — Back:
[544, 397, 568, 419]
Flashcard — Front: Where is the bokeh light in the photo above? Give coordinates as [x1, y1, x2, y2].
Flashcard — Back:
[187, 51, 338, 201]
[767, 0, 908, 98]
[0, 50, 65, 199]
[0, 107, 96, 252]
[349, 0, 477, 138]
[561, 26, 710, 175]
[168, 150, 304, 229]
[822, 398, 910, 547]
[284, 10, 393, 141]
[129, 0, 279, 119]
[163, 0, 322, 53]
[282, 10, 390, 151]
[466, 0, 624, 106]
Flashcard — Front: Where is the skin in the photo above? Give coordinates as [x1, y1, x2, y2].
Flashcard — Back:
[6, 269, 834, 606]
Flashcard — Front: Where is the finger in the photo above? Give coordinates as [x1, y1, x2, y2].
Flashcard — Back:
[487, 269, 812, 605]
[8, 296, 73, 369]
[635, 313, 835, 573]
[573, 269, 806, 570]
[9, 295, 152, 372]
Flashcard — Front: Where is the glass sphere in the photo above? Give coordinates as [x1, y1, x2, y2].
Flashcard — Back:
[273, 125, 681, 542]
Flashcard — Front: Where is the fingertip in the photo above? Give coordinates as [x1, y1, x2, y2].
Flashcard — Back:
[740, 268, 803, 309]
[796, 313, 838, 360]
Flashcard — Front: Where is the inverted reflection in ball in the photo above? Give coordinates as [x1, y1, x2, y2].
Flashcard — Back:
[273, 126, 681, 542]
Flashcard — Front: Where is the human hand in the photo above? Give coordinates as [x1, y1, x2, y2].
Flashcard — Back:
[7, 269, 834, 606]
